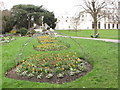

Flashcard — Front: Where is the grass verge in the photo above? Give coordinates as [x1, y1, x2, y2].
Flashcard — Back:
[2, 36, 118, 88]
[56, 29, 119, 40]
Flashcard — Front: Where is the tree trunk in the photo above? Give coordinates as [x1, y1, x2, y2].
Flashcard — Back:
[94, 21, 97, 36]
[93, 15, 98, 36]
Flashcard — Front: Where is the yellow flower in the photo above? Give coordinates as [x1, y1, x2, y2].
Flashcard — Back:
[57, 54, 60, 57]
[61, 68, 64, 70]
[44, 67, 47, 69]
[76, 61, 78, 64]
[72, 64, 75, 67]
[56, 64, 58, 66]
[78, 58, 81, 60]
[22, 60, 25, 62]
[19, 65, 22, 68]
[66, 54, 69, 57]
[43, 60, 46, 62]
[32, 68, 35, 71]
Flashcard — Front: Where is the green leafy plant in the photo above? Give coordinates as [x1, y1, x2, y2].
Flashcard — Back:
[37, 73, 43, 79]
[69, 71, 75, 76]
[27, 73, 34, 78]
[15, 68, 21, 74]
[57, 73, 64, 78]
[75, 70, 81, 74]
[20, 71, 28, 76]
[46, 73, 53, 79]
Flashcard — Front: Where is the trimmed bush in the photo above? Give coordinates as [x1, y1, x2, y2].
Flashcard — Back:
[19, 28, 28, 36]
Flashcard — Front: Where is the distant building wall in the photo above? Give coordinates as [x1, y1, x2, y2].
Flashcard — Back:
[55, 7, 119, 30]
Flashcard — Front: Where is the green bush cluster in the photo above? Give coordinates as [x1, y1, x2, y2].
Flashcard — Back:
[19, 28, 28, 36]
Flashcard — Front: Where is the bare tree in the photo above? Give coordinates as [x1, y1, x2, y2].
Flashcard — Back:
[71, 12, 83, 32]
[106, 0, 119, 20]
[109, 0, 120, 29]
[71, 16, 80, 32]
[80, 0, 107, 35]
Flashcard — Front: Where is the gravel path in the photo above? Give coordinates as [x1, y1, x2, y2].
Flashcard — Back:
[57, 35, 120, 43]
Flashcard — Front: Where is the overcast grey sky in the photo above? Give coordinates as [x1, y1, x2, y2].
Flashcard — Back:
[0, 0, 82, 17]
[1, 0, 118, 17]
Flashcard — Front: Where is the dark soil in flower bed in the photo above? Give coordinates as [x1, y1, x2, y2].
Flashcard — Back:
[6, 61, 92, 84]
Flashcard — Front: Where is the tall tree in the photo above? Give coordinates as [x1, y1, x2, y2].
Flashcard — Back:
[80, 0, 107, 35]
[2, 9, 15, 33]
[11, 4, 57, 30]
[108, 0, 120, 29]
[43, 12, 57, 29]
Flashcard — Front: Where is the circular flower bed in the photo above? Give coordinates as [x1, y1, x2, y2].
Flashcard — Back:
[15, 53, 89, 79]
[6, 35, 92, 84]
[6, 52, 92, 83]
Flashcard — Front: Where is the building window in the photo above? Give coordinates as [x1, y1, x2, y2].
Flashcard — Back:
[108, 24, 110, 29]
[104, 24, 106, 29]
[112, 24, 114, 29]
[98, 22, 100, 29]
[117, 24, 118, 29]
[98, 15, 100, 18]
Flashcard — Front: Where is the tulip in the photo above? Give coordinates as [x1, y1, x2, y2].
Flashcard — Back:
[61, 68, 65, 70]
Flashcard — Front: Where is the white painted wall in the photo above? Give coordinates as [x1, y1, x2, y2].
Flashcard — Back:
[55, 10, 119, 30]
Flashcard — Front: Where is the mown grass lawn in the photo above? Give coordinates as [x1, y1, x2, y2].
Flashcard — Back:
[1, 36, 118, 88]
[0, 44, 2, 90]
[56, 29, 119, 40]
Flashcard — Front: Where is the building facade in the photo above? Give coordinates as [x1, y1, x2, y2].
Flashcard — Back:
[55, 8, 120, 30]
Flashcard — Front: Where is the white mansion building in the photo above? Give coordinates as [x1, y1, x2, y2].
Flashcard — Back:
[55, 9, 120, 30]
